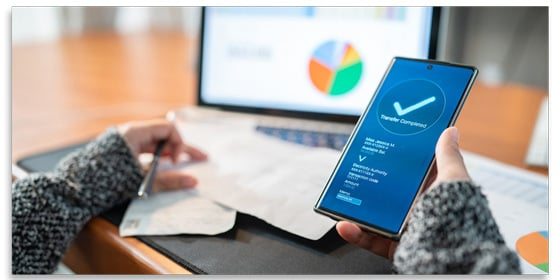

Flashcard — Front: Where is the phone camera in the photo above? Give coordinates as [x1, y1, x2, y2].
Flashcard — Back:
[427, 64, 433, 70]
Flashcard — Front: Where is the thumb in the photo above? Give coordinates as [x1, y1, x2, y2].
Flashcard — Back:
[434, 127, 470, 183]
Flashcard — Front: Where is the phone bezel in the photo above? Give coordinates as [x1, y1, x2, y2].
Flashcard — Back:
[314, 56, 478, 240]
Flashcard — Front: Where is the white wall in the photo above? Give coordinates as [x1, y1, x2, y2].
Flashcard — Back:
[12, 7, 201, 44]
[12, 7, 62, 44]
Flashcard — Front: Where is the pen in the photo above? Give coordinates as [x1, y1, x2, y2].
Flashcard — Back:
[137, 140, 167, 199]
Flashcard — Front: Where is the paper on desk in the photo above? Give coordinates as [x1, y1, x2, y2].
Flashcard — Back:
[176, 120, 339, 240]
[119, 188, 236, 237]
[463, 151, 548, 274]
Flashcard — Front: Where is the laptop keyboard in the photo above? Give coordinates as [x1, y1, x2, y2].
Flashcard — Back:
[255, 125, 350, 151]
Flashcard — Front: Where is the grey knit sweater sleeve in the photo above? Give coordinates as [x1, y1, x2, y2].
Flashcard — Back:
[12, 129, 520, 274]
[12, 128, 144, 274]
[393, 180, 521, 274]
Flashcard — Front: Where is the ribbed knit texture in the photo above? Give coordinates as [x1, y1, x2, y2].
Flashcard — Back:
[12, 131, 520, 274]
[394, 180, 520, 274]
[12, 129, 143, 274]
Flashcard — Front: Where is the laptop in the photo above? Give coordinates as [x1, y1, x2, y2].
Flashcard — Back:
[172, 7, 441, 150]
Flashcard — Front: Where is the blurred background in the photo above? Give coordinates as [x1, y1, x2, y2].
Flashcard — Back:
[12, 7, 549, 170]
[12, 7, 548, 89]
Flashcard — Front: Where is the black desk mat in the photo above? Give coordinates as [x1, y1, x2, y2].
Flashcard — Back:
[16, 140, 392, 274]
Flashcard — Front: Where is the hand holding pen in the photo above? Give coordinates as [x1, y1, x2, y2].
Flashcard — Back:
[117, 119, 208, 196]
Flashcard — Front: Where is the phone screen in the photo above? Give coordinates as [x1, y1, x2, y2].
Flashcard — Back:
[315, 57, 477, 236]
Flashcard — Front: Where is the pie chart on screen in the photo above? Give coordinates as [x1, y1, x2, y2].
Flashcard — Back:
[308, 40, 363, 96]
[516, 231, 549, 272]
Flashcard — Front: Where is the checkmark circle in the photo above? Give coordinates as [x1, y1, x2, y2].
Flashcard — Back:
[376, 79, 445, 135]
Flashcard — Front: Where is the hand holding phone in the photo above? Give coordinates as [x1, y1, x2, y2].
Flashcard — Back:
[314, 57, 477, 240]
[336, 126, 471, 258]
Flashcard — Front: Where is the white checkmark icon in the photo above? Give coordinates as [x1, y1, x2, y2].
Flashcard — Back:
[393, 96, 436, 116]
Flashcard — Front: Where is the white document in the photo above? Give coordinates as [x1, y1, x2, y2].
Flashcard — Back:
[463, 151, 548, 274]
[175, 118, 339, 240]
[525, 98, 548, 167]
[119, 189, 236, 237]
[174, 115, 549, 270]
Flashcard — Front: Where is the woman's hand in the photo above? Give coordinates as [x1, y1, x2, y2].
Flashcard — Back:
[117, 119, 207, 192]
[336, 127, 470, 259]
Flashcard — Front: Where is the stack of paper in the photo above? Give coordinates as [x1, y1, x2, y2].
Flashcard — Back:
[174, 119, 340, 240]
[120, 189, 236, 237]
[120, 117, 339, 240]
[120, 116, 548, 274]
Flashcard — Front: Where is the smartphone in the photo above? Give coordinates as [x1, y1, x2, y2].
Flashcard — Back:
[314, 57, 478, 240]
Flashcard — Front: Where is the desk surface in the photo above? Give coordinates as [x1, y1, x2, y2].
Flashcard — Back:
[12, 32, 548, 274]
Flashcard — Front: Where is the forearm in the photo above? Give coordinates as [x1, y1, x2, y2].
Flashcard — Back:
[12, 128, 144, 274]
[393, 180, 521, 274]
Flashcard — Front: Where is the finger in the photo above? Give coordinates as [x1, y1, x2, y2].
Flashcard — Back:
[336, 221, 391, 257]
[164, 124, 208, 162]
[164, 124, 206, 163]
[153, 170, 198, 192]
[132, 120, 177, 154]
[167, 126, 187, 162]
[182, 144, 208, 161]
[156, 143, 207, 163]
[137, 121, 186, 162]
[434, 127, 470, 182]
[148, 120, 179, 142]
[336, 221, 363, 244]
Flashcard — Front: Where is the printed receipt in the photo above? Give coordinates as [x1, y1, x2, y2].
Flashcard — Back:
[175, 119, 339, 240]
[120, 188, 236, 237]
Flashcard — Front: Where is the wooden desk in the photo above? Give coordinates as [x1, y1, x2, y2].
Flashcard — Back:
[12, 32, 548, 274]
[13, 32, 193, 274]
[456, 82, 548, 176]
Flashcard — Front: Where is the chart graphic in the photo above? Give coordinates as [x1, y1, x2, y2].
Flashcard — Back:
[516, 231, 548, 272]
[308, 40, 363, 96]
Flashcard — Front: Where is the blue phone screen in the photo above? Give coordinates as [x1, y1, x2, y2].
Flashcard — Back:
[317, 58, 476, 234]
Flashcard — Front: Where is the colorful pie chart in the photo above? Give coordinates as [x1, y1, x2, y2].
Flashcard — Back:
[309, 40, 363, 96]
[516, 231, 548, 272]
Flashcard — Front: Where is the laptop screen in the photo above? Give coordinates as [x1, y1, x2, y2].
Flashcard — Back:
[199, 7, 439, 119]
